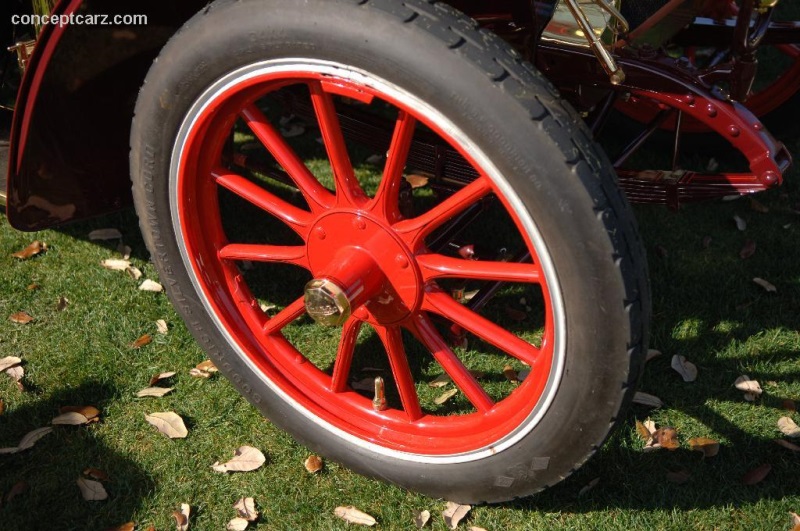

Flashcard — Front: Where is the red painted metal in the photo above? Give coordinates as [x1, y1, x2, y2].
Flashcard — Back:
[175, 70, 557, 454]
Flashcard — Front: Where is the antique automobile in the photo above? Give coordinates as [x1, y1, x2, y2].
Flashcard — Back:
[1, 0, 797, 503]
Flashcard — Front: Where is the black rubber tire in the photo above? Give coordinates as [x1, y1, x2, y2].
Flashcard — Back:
[130, 0, 650, 503]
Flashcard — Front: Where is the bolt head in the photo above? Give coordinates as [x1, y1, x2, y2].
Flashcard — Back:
[304, 279, 351, 326]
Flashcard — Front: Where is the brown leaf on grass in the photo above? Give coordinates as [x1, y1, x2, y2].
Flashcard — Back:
[0, 398, 4, 416]
[635, 420, 655, 444]
[670, 355, 698, 382]
[791, 512, 800, 531]
[334, 506, 377, 526]
[82, 468, 110, 482]
[0, 357, 22, 373]
[749, 197, 769, 213]
[233, 497, 258, 521]
[654, 427, 680, 450]
[434, 389, 459, 405]
[666, 469, 692, 484]
[469, 527, 489, 531]
[212, 446, 266, 473]
[149, 371, 176, 386]
[351, 377, 373, 391]
[578, 477, 601, 496]
[778, 417, 800, 438]
[442, 502, 471, 529]
[783, 399, 797, 412]
[413, 509, 431, 528]
[104, 523, 134, 531]
[139, 279, 164, 293]
[405, 174, 430, 189]
[17, 427, 53, 451]
[633, 392, 663, 408]
[504, 306, 527, 322]
[753, 277, 777, 293]
[774, 439, 800, 452]
[304, 455, 323, 474]
[189, 368, 212, 379]
[9, 312, 34, 325]
[89, 228, 123, 241]
[136, 387, 174, 398]
[226, 518, 249, 531]
[646, 349, 662, 362]
[196, 360, 218, 373]
[145, 412, 188, 439]
[127, 267, 143, 280]
[26, 283, 39, 291]
[688, 437, 720, 457]
[52, 412, 92, 425]
[429, 374, 451, 388]
[12, 241, 47, 260]
[77, 477, 108, 501]
[5, 481, 29, 503]
[734, 214, 747, 231]
[131, 334, 152, 349]
[56, 297, 69, 312]
[156, 320, 169, 335]
[101, 259, 132, 271]
[172, 503, 190, 531]
[734, 375, 763, 401]
[742, 463, 771, 485]
[60, 405, 100, 422]
[739, 240, 757, 259]
[5, 364, 24, 384]
[503, 365, 519, 383]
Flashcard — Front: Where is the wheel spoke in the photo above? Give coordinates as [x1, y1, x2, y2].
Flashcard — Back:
[219, 243, 310, 269]
[410, 315, 494, 413]
[370, 111, 417, 223]
[375, 325, 424, 421]
[330, 317, 362, 393]
[309, 81, 366, 207]
[263, 296, 307, 335]
[241, 104, 334, 212]
[416, 254, 541, 284]
[213, 168, 313, 237]
[423, 291, 540, 367]
[394, 177, 493, 248]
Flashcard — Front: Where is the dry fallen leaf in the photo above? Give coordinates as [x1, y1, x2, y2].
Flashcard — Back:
[734, 375, 763, 401]
[304, 455, 324, 474]
[149, 371, 176, 386]
[791, 513, 800, 531]
[9, 312, 34, 325]
[739, 240, 757, 260]
[734, 214, 747, 231]
[101, 259, 132, 271]
[429, 374, 452, 388]
[173, 503, 190, 531]
[89, 228, 123, 241]
[0, 357, 22, 373]
[636, 419, 655, 444]
[334, 506, 377, 526]
[504, 306, 527, 322]
[17, 427, 53, 451]
[688, 437, 720, 457]
[5, 481, 29, 503]
[783, 399, 797, 412]
[578, 477, 601, 496]
[136, 387, 174, 398]
[189, 368, 213, 379]
[405, 174, 430, 189]
[654, 427, 680, 450]
[104, 523, 135, 531]
[666, 469, 692, 484]
[442, 502, 471, 529]
[753, 277, 777, 293]
[233, 497, 259, 521]
[12, 241, 47, 260]
[5, 365, 24, 387]
[503, 365, 519, 383]
[145, 412, 189, 439]
[778, 417, 800, 438]
[742, 463, 771, 485]
[139, 280, 164, 293]
[774, 439, 800, 452]
[646, 349, 662, 362]
[83, 468, 110, 482]
[131, 334, 153, 349]
[413, 509, 431, 528]
[196, 360, 218, 373]
[56, 296, 69, 312]
[671, 355, 698, 383]
[60, 405, 100, 422]
[156, 320, 169, 335]
[226, 518, 249, 531]
[469, 527, 489, 531]
[212, 446, 266, 473]
[77, 477, 108, 501]
[633, 392, 663, 408]
[434, 389, 459, 405]
[52, 411, 92, 426]
[0, 398, 4, 416]
[127, 267, 143, 280]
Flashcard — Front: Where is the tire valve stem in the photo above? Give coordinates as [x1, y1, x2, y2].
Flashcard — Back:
[372, 377, 387, 412]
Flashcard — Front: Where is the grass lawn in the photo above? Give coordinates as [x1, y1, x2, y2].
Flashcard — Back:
[2, 21, 800, 531]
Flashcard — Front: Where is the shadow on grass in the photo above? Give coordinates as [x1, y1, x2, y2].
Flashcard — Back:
[0, 381, 154, 530]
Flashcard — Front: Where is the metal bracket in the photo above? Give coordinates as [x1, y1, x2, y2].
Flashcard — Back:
[561, 0, 629, 84]
[8, 40, 37, 72]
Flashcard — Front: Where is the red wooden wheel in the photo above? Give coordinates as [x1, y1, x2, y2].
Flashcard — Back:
[173, 67, 561, 457]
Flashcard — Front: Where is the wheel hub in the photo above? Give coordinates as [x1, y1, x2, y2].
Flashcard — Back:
[305, 211, 422, 325]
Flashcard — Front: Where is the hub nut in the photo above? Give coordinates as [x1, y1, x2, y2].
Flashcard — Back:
[304, 278, 351, 326]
